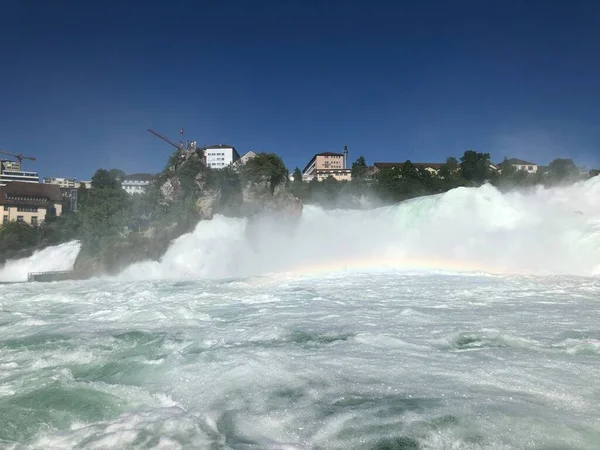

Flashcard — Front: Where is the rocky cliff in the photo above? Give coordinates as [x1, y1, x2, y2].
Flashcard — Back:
[73, 149, 302, 277]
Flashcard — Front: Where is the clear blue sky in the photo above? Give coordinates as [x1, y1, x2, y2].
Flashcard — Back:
[1, 0, 599, 180]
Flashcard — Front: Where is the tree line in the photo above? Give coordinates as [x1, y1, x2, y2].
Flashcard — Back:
[289, 150, 598, 208]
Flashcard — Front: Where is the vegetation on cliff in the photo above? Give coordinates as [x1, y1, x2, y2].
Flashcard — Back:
[70, 150, 299, 275]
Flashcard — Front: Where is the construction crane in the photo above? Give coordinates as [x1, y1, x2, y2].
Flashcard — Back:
[147, 128, 183, 150]
[0, 150, 36, 168]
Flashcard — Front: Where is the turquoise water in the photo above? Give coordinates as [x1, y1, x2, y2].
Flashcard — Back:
[1, 271, 599, 449]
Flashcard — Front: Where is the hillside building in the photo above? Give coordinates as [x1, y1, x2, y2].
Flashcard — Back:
[0, 182, 63, 226]
[0, 160, 40, 186]
[121, 173, 155, 195]
[202, 144, 241, 169]
[302, 148, 352, 182]
[498, 158, 538, 174]
[43, 177, 91, 189]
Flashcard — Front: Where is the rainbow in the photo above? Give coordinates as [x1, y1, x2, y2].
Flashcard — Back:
[257, 255, 527, 281]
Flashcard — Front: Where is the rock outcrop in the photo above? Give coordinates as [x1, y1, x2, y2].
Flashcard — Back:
[72, 149, 302, 278]
[73, 222, 186, 277]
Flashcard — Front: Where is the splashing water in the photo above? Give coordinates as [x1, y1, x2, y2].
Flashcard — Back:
[0, 241, 81, 283]
[2, 179, 599, 283]
[119, 177, 600, 280]
[1, 181, 600, 449]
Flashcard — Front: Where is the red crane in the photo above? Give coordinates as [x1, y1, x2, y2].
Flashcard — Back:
[0, 150, 36, 165]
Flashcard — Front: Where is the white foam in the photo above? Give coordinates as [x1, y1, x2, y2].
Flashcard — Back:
[117, 177, 600, 280]
[0, 240, 81, 282]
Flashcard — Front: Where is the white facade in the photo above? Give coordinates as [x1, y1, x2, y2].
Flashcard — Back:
[43, 177, 77, 188]
[513, 162, 538, 174]
[204, 146, 240, 169]
[122, 180, 151, 195]
[43, 177, 92, 189]
[121, 174, 155, 195]
[502, 159, 538, 174]
[0, 161, 40, 187]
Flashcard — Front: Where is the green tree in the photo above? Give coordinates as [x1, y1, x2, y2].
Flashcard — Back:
[437, 157, 463, 189]
[91, 169, 119, 190]
[546, 158, 579, 184]
[213, 167, 243, 216]
[351, 156, 368, 182]
[445, 157, 459, 172]
[375, 167, 403, 202]
[459, 150, 492, 184]
[293, 167, 303, 182]
[77, 187, 132, 253]
[242, 153, 288, 194]
[109, 169, 126, 182]
[0, 221, 38, 257]
[77, 182, 89, 208]
[400, 160, 420, 180]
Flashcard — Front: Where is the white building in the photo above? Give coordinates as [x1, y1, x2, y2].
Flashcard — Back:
[301, 152, 352, 182]
[203, 144, 241, 169]
[43, 177, 77, 189]
[121, 173, 155, 195]
[500, 158, 538, 174]
[0, 160, 40, 186]
[43, 177, 92, 189]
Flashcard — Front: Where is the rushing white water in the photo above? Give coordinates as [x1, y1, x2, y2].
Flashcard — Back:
[1, 180, 600, 448]
[0, 241, 81, 283]
[1, 272, 599, 449]
[119, 176, 600, 281]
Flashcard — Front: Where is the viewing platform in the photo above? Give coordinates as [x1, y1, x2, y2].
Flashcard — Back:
[27, 271, 83, 282]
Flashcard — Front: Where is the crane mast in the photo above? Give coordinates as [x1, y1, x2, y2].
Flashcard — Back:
[0, 150, 36, 164]
[147, 128, 183, 150]
[0, 150, 36, 171]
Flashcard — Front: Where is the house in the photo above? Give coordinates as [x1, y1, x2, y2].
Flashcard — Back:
[121, 173, 155, 195]
[43, 177, 77, 189]
[498, 158, 538, 174]
[0, 182, 63, 226]
[0, 160, 40, 186]
[43, 177, 91, 189]
[232, 151, 257, 170]
[302, 151, 352, 182]
[202, 144, 241, 169]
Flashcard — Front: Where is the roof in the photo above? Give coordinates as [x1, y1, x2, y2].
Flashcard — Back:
[373, 162, 444, 170]
[0, 181, 62, 206]
[123, 173, 155, 181]
[302, 152, 345, 173]
[203, 144, 236, 150]
[500, 158, 536, 166]
[315, 152, 344, 157]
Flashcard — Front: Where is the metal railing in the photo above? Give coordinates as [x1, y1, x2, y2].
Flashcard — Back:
[27, 271, 77, 282]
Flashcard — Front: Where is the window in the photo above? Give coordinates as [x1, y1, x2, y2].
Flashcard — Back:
[31, 216, 38, 226]
[2, 215, 7, 224]
[17, 216, 24, 223]
[3, 205, 7, 211]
